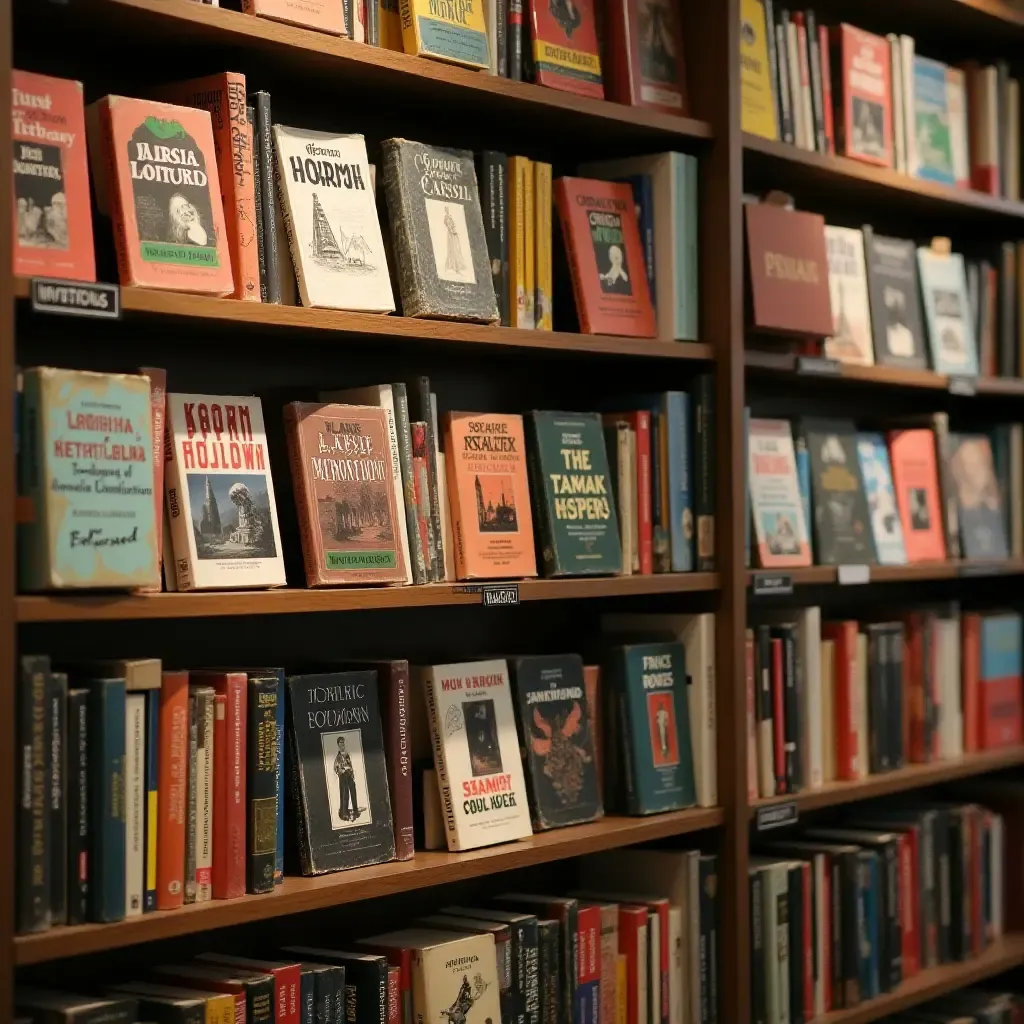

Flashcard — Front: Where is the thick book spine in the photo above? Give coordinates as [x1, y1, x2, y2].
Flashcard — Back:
[418, 378, 444, 581]
[755, 625, 775, 799]
[805, 9, 826, 151]
[750, 871, 766, 1024]
[275, 678, 285, 885]
[143, 690, 159, 913]
[771, 638, 786, 795]
[538, 920, 560, 1024]
[421, 674, 459, 849]
[247, 677, 279, 893]
[157, 671, 189, 911]
[125, 692, 146, 917]
[393, 384, 427, 584]
[382, 663, 415, 861]
[693, 374, 715, 572]
[67, 688, 89, 925]
[248, 104, 268, 301]
[777, 626, 800, 792]
[787, 864, 804, 1024]
[48, 671, 67, 926]
[184, 692, 199, 904]
[17, 655, 50, 933]
[249, 91, 281, 304]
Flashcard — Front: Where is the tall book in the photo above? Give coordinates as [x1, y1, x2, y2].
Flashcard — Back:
[830, 24, 893, 167]
[47, 671, 67, 926]
[534, 161, 553, 331]
[887, 429, 947, 562]
[156, 671, 188, 912]
[740, 0, 780, 140]
[604, 0, 688, 114]
[248, 90, 280, 304]
[246, 675, 279, 894]
[509, 156, 535, 329]
[528, 0, 603, 98]
[411, 932, 503, 1024]
[861, 228, 928, 369]
[855, 433, 907, 566]
[164, 393, 286, 590]
[947, 434, 1009, 561]
[139, 366, 168, 592]
[124, 691, 145, 917]
[241, 0, 346, 31]
[478, 152, 510, 327]
[16, 656, 50, 934]
[912, 57, 956, 185]
[916, 247, 978, 376]
[980, 614, 1023, 748]
[823, 226, 874, 366]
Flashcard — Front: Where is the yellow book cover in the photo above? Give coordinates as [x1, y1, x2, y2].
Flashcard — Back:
[534, 161, 553, 330]
[509, 156, 533, 329]
[398, 0, 490, 68]
[378, 0, 404, 49]
[523, 158, 536, 329]
[616, 954, 627, 1024]
[740, 0, 778, 140]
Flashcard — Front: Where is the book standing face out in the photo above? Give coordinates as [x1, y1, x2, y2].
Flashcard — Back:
[529, 0, 603, 98]
[398, 0, 490, 68]
[947, 434, 1009, 561]
[605, 0, 688, 114]
[832, 23, 893, 168]
[862, 230, 928, 369]
[855, 432, 907, 566]
[823, 226, 874, 366]
[916, 248, 979, 376]
[887, 428, 947, 563]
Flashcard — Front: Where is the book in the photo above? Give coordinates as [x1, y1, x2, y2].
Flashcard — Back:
[66, 687, 88, 925]
[241, 0, 345, 32]
[164, 393, 286, 590]
[188, 686, 215, 904]
[274, 127, 395, 312]
[15, 991, 139, 1024]
[509, 156, 534, 329]
[855, 433, 907, 566]
[740, 0, 779, 140]
[947, 434, 1009, 561]
[47, 671, 67, 926]
[443, 411, 538, 580]
[861, 228, 928, 369]
[411, 932, 503, 1024]
[398, 0, 490, 67]
[156, 671, 189, 912]
[980, 614, 1023, 748]
[823, 226, 874, 366]
[831, 24, 893, 167]
[887, 429, 947, 562]
[916, 247, 979, 376]
[140, 367, 168, 591]
[527, 411, 622, 577]
[528, 0, 603, 98]
[478, 152, 510, 327]
[382, 139, 499, 322]
[554, 177, 656, 337]
[86, 95, 234, 294]
[510, 653, 603, 830]
[18, 367, 159, 591]
[246, 675, 279, 894]
[534, 161, 553, 331]
[12, 70, 95, 282]
[912, 56, 955, 185]
[418, 659, 533, 851]
[17, 656, 50, 934]
[124, 691, 145, 916]
[248, 90, 280, 304]
[604, 0, 687, 114]
[285, 670, 396, 874]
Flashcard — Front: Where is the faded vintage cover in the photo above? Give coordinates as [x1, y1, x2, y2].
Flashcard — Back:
[398, 0, 490, 67]
[411, 932, 503, 1024]
[824, 226, 874, 365]
[529, 0, 603, 98]
[887, 428, 947, 562]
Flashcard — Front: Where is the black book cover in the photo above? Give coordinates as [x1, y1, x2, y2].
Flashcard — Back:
[15, 990, 139, 1024]
[947, 433, 1009, 561]
[880, 839, 901, 992]
[802, 418, 876, 565]
[762, 0, 780, 139]
[66, 687, 89, 925]
[838, 849, 860, 1008]
[749, 869, 766, 1024]
[999, 241, 1017, 377]
[829, 855, 844, 1008]
[773, 885, 788, 1023]
[247, 104, 268, 301]
[699, 854, 719, 1024]
[478, 152, 510, 327]
[949, 808, 969, 962]
[507, 0, 524, 81]
[787, 863, 804, 1024]
[286, 948, 383, 1024]
[694, 374, 716, 572]
[248, 90, 281, 304]
[774, 8, 794, 144]
[153, 963, 275, 1024]
[17, 654, 50, 934]
[48, 670, 67, 926]
[933, 807, 951, 964]
[861, 228, 928, 369]
[536, 920, 559, 1024]
[510, 654, 602, 830]
[247, 676, 279, 894]
[771, 625, 800, 793]
[864, 625, 889, 774]
[855, 851, 876, 1000]
[805, 8, 826, 152]
[769, 636, 785, 796]
[285, 671, 395, 875]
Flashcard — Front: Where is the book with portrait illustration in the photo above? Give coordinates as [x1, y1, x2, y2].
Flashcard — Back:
[823, 226, 873, 365]
[887, 428, 947, 562]
[418, 659, 533, 851]
[947, 433, 1008, 561]
[604, 0, 688, 114]
[86, 95, 234, 295]
[284, 670, 396, 875]
[529, 0, 603, 98]
[861, 228, 928, 369]
[855, 432, 907, 565]
[409, 930, 503, 1024]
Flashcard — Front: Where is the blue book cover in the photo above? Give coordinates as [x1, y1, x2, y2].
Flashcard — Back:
[856, 433, 907, 566]
[917, 249, 979, 375]
[913, 57, 955, 185]
[665, 391, 693, 572]
[980, 613, 1022, 682]
[143, 690, 159, 913]
[616, 174, 656, 311]
[794, 430, 813, 559]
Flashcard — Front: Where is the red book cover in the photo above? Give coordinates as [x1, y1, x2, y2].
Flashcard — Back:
[617, 904, 648, 1024]
[822, 621, 859, 780]
[896, 829, 920, 977]
[962, 613, 981, 752]
[819, 25, 835, 154]
[387, 966, 401, 1024]
[12, 70, 96, 282]
[529, 0, 603, 99]
[831, 23, 893, 167]
[619, 411, 652, 574]
[771, 637, 786, 795]
[887, 430, 947, 563]
[358, 938, 413, 1024]
[578, 904, 602, 1005]
[903, 612, 932, 763]
[156, 670, 189, 911]
[555, 177, 655, 338]
[198, 954, 300, 1024]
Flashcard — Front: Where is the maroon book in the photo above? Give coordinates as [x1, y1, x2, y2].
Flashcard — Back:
[604, 0, 688, 115]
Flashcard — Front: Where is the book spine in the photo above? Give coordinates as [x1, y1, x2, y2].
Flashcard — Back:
[421, 675, 459, 848]
[157, 671, 189, 911]
[535, 161, 552, 330]
[700, 858, 718, 1024]
[694, 375, 715, 572]
[762, 0, 781, 140]
[771, 638, 786, 795]
[884, 842, 901, 990]
[745, 632, 758, 801]
[275, 679, 285, 886]
[88, 679, 127, 923]
[221, 75, 261, 300]
[136, 367, 167, 592]
[774, 9, 794, 145]
[666, 392, 692, 572]
[248, 104, 268, 301]
[634, 412, 653, 575]
[164, 415, 199, 592]
[48, 671, 67, 926]
[819, 25, 835, 151]
[509, 157, 531, 328]
[554, 182, 591, 335]
[17, 656, 50, 933]
[411, 423, 436, 580]
[507, 0, 523, 80]
[755, 626, 775, 799]
[829, 626, 858, 780]
[67, 688, 89, 925]
[750, 871, 766, 1024]
[96, 98, 136, 288]
[780, 627, 800, 791]
[962, 614, 980, 752]
[787, 866, 803, 1024]
[480, 152, 509, 329]
[866, 629, 884, 774]
[125, 692, 146, 917]
[384, 663, 415, 861]
[251, 92, 281, 304]
[805, 10, 826, 151]
[196, 690, 215, 902]
[213, 677, 247, 900]
[418, 378, 444, 581]
[247, 678, 279, 893]
[930, 413, 960, 559]
[184, 692, 199, 904]
[829, 857, 843, 1009]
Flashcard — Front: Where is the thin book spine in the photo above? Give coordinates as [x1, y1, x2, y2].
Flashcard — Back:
[420, 671, 459, 849]
[248, 104, 268, 301]
[419, 378, 444, 581]
[247, 677, 279, 894]
[393, 384, 427, 583]
[48, 671, 67, 926]
[184, 691, 199, 905]
[383, 662, 415, 861]
[194, 687, 215, 903]
[144, 690, 159, 912]
[17, 656, 50, 934]
[508, 0, 524, 80]
[66, 688, 89, 925]
[125, 691, 146, 917]
[250, 91, 281, 304]
[805, 9, 826, 152]
[694, 374, 715, 571]
[87, 678, 126, 923]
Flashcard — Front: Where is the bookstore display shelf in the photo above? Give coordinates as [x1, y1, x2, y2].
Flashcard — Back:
[748, 560, 1024, 589]
[13, 279, 715, 362]
[12, 806, 725, 965]
[750, 746, 1024, 816]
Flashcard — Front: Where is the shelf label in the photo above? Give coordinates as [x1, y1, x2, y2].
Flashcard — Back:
[481, 584, 519, 607]
[755, 802, 799, 832]
[751, 572, 794, 596]
[960, 561, 1000, 578]
[948, 375, 976, 396]
[837, 564, 870, 585]
[31, 278, 120, 319]
[796, 355, 841, 376]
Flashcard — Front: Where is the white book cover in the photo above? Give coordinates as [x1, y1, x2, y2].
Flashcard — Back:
[824, 226, 874, 366]
[937, 617, 963, 758]
[165, 393, 286, 590]
[798, 607, 822, 790]
[419, 659, 532, 851]
[900, 36, 917, 176]
[748, 419, 811, 569]
[668, 906, 684, 1024]
[274, 126, 394, 313]
[125, 693, 145, 918]
[795, 22, 815, 152]
[946, 67, 970, 188]
[195, 692, 214, 903]
[888, 35, 906, 173]
[916, 248, 978, 375]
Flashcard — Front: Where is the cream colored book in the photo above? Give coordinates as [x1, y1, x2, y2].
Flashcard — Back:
[411, 931, 503, 1024]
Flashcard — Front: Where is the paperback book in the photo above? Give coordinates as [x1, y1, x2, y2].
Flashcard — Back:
[398, 0, 490, 67]
[888, 428, 947, 562]
[241, 0, 346, 33]
[862, 229, 928, 369]
[916, 247, 978, 376]
[604, 0, 688, 114]
[947, 434, 1009, 561]
[912, 56, 955, 185]
[528, 0, 603, 98]
[855, 432, 907, 565]
[824, 226, 874, 366]
[831, 24, 893, 167]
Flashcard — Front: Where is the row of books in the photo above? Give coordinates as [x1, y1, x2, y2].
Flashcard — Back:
[744, 607, 1023, 801]
[15, 71, 698, 340]
[877, 989, 1024, 1023]
[740, 2, 1022, 200]
[751, 799, 1007, 1023]
[17, 624, 717, 933]
[746, 416, 1014, 570]
[16, 855, 720, 1023]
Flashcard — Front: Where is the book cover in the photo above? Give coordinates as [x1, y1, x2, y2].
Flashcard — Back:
[274, 127, 394, 312]
[887, 429, 947, 562]
[248, 90, 280, 304]
[18, 367, 159, 591]
[156, 670, 188, 912]
[398, 0, 490, 67]
[554, 177, 655, 338]
[747, 418, 812, 568]
[861, 229, 928, 369]
[980, 614, 1023, 748]
[47, 671, 67, 926]
[412, 933, 503, 1024]
[832, 24, 893, 167]
[88, 95, 234, 294]
[509, 156, 534, 329]
[740, 0, 779, 140]
[12, 70, 95, 282]
[855, 433, 907, 566]
[604, 0, 688, 114]
[534, 161, 553, 331]
[66, 687, 89, 925]
[802, 418, 875, 565]
[510, 653, 603, 830]
[164, 393, 286, 590]
[528, 0, 603, 98]
[246, 676, 279, 894]
[124, 691, 145, 917]
[527, 411, 622, 577]
[947, 434, 1009, 561]
[824, 226, 874, 366]
[443, 411, 537, 581]
[139, 367, 168, 592]
[912, 56, 955, 185]
[285, 670, 396, 874]
[242, 0, 346, 32]
[418, 659, 533, 851]
[916, 248, 979, 376]
[382, 139, 498, 322]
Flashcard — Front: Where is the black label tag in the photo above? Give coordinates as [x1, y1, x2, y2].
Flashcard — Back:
[755, 802, 799, 832]
[948, 375, 976, 396]
[31, 278, 120, 319]
[751, 572, 794, 596]
[482, 584, 519, 607]
[796, 355, 842, 376]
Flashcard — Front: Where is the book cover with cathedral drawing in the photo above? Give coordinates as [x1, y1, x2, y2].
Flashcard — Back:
[284, 402, 407, 587]
[274, 126, 394, 312]
[823, 225, 873, 365]
[442, 412, 537, 581]
[164, 393, 285, 590]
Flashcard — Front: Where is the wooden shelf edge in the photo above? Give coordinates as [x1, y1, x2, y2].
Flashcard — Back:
[751, 746, 1024, 817]
[748, 560, 1024, 588]
[12, 807, 724, 964]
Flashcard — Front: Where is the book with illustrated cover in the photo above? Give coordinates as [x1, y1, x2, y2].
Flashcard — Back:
[411, 932, 503, 1024]
[856, 433, 907, 565]
[912, 56, 955, 185]
[947, 434, 1009, 561]
[604, 0, 688, 114]
[824, 226, 874, 365]
[739, 0, 778, 140]
[418, 659, 533, 851]
[510, 654, 603, 830]
[398, 0, 490, 67]
[831, 24, 893, 167]
[917, 247, 978, 376]
[528, 0, 603, 98]
[274, 127, 394, 312]
[164, 393, 285, 590]
[861, 229, 928, 369]
[887, 428, 947, 562]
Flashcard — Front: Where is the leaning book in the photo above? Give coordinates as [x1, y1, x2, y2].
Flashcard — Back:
[164, 393, 286, 590]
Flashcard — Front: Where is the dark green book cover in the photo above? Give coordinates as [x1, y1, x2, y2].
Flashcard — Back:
[605, 642, 696, 814]
[527, 411, 622, 577]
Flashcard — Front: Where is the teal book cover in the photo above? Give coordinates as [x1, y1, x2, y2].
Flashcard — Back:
[19, 367, 158, 590]
[527, 411, 622, 577]
[665, 391, 693, 572]
[607, 641, 696, 814]
[912, 57, 955, 186]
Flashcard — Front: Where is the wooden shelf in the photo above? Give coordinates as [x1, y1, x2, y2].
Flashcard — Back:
[813, 933, 1024, 1024]
[12, 807, 724, 964]
[749, 560, 1024, 590]
[751, 746, 1024, 817]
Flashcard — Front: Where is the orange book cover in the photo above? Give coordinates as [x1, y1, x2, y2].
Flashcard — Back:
[156, 670, 189, 910]
[241, 0, 346, 33]
[443, 411, 538, 581]
[89, 95, 234, 295]
[887, 429, 947, 563]
[153, 73, 261, 301]
[12, 70, 95, 282]
[962, 612, 981, 752]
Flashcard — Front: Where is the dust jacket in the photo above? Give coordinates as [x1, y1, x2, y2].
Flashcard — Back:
[604, 0, 688, 114]
[916, 247, 978, 376]
[947, 433, 1009, 561]
[411, 932, 503, 1024]
[285, 670, 396, 874]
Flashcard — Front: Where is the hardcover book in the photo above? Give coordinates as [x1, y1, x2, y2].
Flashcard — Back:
[802, 418, 876, 565]
[887, 428, 947, 562]
[980, 614, 1023, 748]
[164, 393, 286, 591]
[831, 24, 893, 167]
[824, 226, 874, 365]
[855, 433, 907, 565]
[604, 0, 688, 114]
[528, 0, 603, 98]
[274, 127, 394, 312]
[410, 932, 503, 1024]
[526, 411, 622, 577]
[247, 675, 279, 894]
[418, 659, 533, 851]
[398, 0, 490, 68]
[12, 70, 95, 282]
[912, 56, 955, 185]
[285, 671, 396, 874]
[510, 653, 603, 830]
[861, 229, 928, 369]
[18, 367, 159, 591]
[87, 95, 234, 295]
[382, 139, 498, 322]
[947, 434, 1009, 561]
[554, 177, 656, 338]
[916, 248, 978, 376]
[443, 411, 538, 580]
[241, 0, 346, 33]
